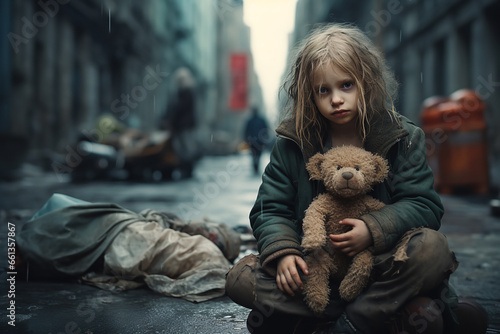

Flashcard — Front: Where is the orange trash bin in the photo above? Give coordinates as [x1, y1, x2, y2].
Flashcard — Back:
[420, 89, 489, 194]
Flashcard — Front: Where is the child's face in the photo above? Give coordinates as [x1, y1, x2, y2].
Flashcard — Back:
[312, 64, 359, 128]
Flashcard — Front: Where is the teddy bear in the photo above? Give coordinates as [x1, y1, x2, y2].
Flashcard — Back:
[301, 145, 389, 314]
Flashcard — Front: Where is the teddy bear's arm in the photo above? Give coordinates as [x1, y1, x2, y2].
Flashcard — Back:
[301, 194, 332, 250]
[363, 196, 385, 212]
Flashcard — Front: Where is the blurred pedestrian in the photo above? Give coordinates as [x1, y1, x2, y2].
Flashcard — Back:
[244, 107, 269, 174]
[162, 67, 200, 177]
[168, 67, 196, 133]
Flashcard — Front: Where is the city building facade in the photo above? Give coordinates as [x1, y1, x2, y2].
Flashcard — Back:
[0, 0, 261, 174]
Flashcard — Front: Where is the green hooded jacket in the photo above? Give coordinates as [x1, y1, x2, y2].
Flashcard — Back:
[250, 113, 444, 273]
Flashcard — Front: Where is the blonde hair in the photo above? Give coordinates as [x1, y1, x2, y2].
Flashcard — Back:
[282, 23, 398, 148]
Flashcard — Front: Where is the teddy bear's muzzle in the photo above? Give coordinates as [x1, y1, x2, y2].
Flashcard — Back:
[342, 171, 354, 180]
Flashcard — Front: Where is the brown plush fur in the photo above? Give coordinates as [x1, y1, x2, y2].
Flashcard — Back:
[301, 145, 389, 314]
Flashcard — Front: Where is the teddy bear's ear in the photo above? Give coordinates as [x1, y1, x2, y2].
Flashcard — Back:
[306, 152, 325, 180]
[372, 154, 389, 182]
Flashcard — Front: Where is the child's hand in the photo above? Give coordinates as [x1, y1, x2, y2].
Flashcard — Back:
[329, 218, 372, 257]
[276, 254, 309, 296]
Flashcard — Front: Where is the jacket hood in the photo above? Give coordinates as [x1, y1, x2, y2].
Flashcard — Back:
[275, 111, 409, 161]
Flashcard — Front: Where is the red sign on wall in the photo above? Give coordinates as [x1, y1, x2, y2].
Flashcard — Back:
[229, 53, 248, 111]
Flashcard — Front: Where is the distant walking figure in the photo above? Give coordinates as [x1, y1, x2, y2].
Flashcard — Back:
[244, 107, 269, 174]
[162, 67, 200, 177]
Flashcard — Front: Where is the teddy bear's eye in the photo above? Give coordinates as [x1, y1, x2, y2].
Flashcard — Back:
[355, 167, 360, 171]
[337, 166, 342, 170]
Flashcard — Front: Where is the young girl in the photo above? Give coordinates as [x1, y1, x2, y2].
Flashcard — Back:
[226, 23, 462, 333]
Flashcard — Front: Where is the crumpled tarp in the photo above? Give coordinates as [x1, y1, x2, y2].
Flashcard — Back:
[17, 193, 236, 302]
[16, 194, 142, 277]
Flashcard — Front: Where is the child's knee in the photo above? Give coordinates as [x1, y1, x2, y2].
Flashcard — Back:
[407, 229, 447, 257]
[402, 228, 457, 274]
[225, 254, 258, 308]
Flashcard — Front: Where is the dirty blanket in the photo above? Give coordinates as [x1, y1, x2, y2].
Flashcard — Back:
[16, 193, 232, 302]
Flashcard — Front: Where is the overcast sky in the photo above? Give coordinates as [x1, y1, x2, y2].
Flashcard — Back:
[243, 0, 298, 124]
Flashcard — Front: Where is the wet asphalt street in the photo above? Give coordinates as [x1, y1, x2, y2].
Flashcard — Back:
[0, 152, 499, 333]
